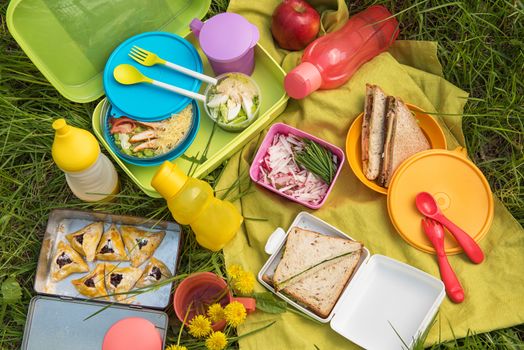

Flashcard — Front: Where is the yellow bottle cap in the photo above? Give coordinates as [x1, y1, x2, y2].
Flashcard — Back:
[51, 119, 100, 172]
[151, 161, 188, 199]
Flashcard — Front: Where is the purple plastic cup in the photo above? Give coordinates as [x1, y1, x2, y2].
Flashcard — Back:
[190, 13, 259, 76]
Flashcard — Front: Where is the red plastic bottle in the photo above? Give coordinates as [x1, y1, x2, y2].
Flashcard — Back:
[284, 5, 399, 99]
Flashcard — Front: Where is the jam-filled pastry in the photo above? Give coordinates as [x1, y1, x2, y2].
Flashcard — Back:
[105, 263, 143, 303]
[66, 222, 103, 262]
[71, 264, 108, 300]
[95, 225, 128, 261]
[51, 241, 89, 282]
[121, 226, 165, 267]
[136, 257, 172, 288]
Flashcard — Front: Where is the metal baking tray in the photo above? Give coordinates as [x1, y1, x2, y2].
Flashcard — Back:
[35, 209, 182, 309]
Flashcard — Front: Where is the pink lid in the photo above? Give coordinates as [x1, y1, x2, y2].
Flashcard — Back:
[102, 317, 162, 350]
[284, 62, 322, 99]
[195, 13, 259, 62]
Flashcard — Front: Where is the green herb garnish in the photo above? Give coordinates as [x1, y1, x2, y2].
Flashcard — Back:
[294, 138, 336, 184]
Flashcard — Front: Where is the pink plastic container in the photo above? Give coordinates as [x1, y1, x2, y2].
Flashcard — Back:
[249, 123, 345, 209]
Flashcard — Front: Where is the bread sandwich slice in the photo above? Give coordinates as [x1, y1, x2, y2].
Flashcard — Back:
[361, 84, 388, 180]
[272, 227, 363, 318]
[378, 97, 431, 187]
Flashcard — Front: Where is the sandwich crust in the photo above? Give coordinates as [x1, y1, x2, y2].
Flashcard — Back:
[362, 84, 388, 180]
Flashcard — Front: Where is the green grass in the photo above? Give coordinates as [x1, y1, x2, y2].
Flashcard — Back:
[0, 0, 522, 349]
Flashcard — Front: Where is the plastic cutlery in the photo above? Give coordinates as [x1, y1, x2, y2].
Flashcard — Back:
[422, 218, 465, 303]
[416, 191, 484, 264]
[129, 45, 218, 85]
[113, 64, 206, 102]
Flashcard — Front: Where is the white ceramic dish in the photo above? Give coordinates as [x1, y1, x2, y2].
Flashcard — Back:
[258, 212, 445, 349]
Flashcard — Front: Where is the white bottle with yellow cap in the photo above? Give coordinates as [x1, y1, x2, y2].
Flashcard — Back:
[52, 119, 119, 202]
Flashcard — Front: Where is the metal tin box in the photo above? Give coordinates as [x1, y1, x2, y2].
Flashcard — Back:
[22, 209, 182, 349]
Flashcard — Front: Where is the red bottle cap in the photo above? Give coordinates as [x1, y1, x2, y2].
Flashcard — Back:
[284, 62, 322, 99]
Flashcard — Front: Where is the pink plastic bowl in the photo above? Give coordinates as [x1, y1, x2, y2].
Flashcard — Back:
[249, 123, 345, 209]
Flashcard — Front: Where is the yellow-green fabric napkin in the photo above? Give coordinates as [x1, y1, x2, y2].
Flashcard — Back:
[218, 1, 524, 348]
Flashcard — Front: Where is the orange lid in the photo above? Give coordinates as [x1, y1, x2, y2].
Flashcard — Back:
[387, 148, 494, 254]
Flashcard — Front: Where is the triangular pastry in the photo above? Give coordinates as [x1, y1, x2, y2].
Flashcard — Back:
[136, 257, 172, 288]
[121, 226, 165, 267]
[105, 263, 143, 302]
[51, 241, 89, 282]
[95, 225, 128, 261]
[71, 264, 108, 300]
[66, 222, 103, 262]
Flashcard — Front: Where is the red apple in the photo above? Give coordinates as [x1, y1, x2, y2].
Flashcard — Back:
[271, 0, 320, 51]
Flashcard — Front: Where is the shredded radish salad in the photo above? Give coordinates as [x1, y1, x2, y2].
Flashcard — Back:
[258, 133, 338, 205]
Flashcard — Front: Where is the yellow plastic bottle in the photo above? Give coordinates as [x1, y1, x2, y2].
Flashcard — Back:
[52, 119, 119, 202]
[151, 161, 243, 251]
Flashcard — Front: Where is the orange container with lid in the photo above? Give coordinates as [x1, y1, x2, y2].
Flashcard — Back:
[345, 103, 493, 255]
[387, 147, 494, 255]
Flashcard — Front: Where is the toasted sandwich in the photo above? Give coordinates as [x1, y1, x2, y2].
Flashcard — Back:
[378, 97, 430, 187]
[272, 227, 362, 318]
[362, 84, 388, 180]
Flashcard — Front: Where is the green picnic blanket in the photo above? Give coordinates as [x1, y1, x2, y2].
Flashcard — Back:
[218, 0, 524, 348]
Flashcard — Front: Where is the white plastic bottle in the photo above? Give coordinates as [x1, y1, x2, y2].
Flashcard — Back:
[52, 119, 119, 202]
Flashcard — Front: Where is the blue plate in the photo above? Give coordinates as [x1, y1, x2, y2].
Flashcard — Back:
[104, 32, 203, 122]
[102, 100, 201, 167]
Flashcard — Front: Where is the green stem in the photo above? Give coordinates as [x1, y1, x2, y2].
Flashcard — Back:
[276, 250, 359, 291]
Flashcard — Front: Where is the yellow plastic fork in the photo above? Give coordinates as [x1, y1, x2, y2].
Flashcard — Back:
[129, 46, 217, 85]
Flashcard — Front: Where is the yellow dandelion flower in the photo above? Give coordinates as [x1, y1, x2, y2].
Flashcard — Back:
[233, 270, 255, 295]
[224, 301, 247, 328]
[207, 303, 226, 323]
[165, 345, 187, 350]
[205, 331, 227, 350]
[188, 315, 212, 338]
[227, 264, 244, 279]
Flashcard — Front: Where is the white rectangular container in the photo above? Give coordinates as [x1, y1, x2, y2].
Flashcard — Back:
[258, 212, 445, 350]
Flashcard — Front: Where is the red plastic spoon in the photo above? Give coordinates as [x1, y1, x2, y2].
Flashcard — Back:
[422, 218, 464, 303]
[416, 192, 484, 264]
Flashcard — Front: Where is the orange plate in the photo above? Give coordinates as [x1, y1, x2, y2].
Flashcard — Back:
[387, 148, 494, 254]
[346, 103, 447, 195]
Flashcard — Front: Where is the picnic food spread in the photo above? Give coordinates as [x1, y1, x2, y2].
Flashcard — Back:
[7, 1, 502, 349]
